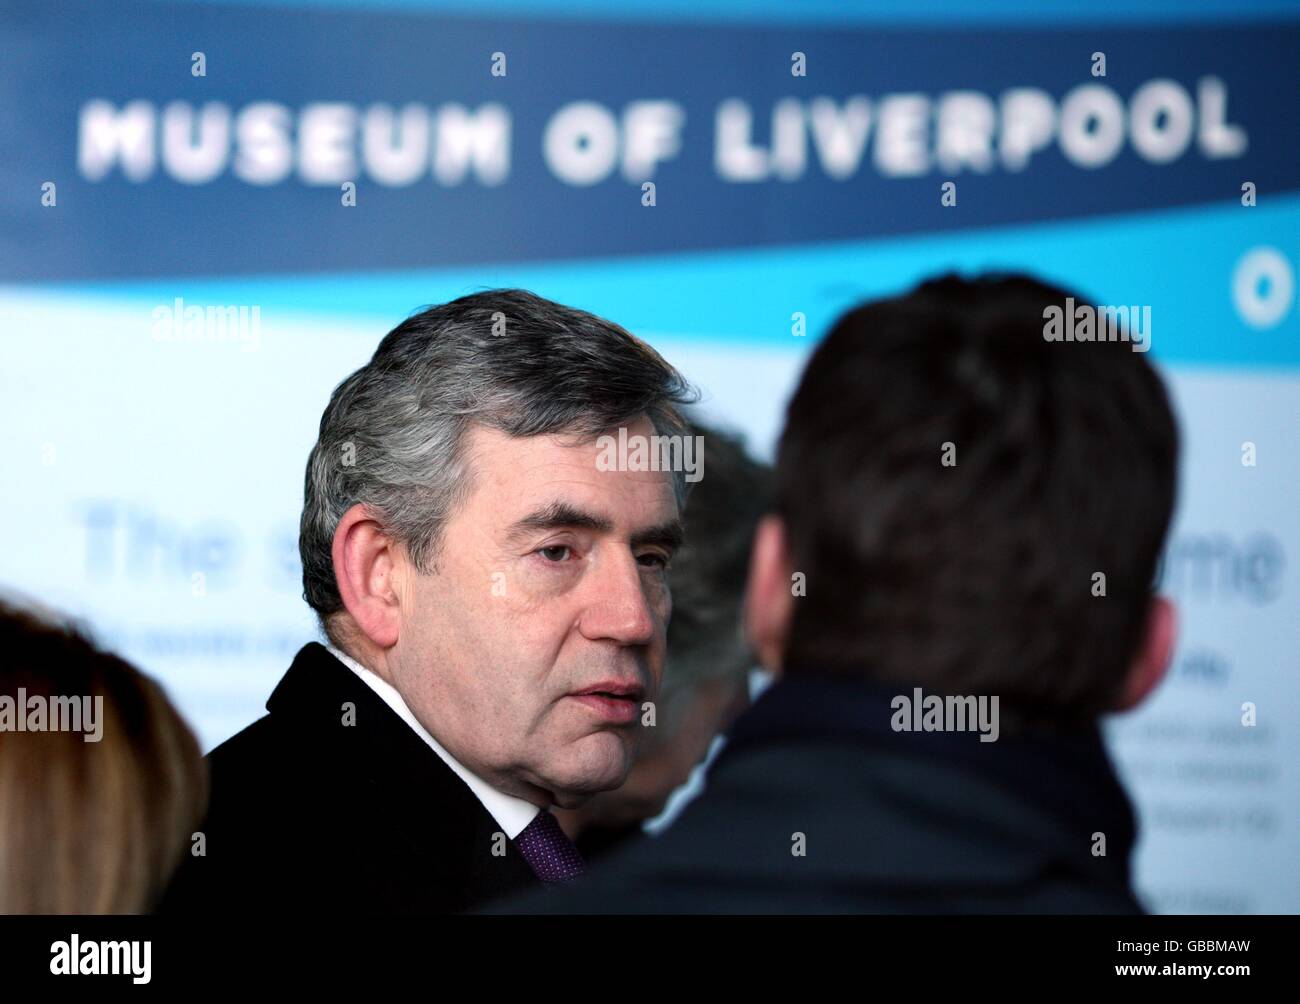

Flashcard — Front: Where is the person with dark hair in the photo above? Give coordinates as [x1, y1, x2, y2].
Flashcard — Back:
[498, 273, 1179, 914]
[162, 289, 697, 913]
[0, 596, 207, 914]
[553, 421, 772, 858]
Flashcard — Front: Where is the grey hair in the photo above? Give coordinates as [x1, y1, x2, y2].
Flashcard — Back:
[299, 288, 698, 638]
[653, 419, 772, 739]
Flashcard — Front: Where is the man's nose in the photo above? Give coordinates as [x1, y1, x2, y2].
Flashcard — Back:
[577, 552, 656, 646]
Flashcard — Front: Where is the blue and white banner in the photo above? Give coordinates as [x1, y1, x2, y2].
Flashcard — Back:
[2, 1, 1298, 278]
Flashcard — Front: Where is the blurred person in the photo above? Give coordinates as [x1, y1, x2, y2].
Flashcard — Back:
[498, 273, 1179, 914]
[554, 423, 771, 859]
[0, 597, 206, 914]
[163, 289, 696, 913]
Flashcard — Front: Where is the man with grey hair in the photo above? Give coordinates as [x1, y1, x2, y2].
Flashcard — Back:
[553, 422, 771, 855]
[162, 289, 696, 914]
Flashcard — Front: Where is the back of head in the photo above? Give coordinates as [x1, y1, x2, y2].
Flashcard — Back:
[776, 273, 1179, 728]
[0, 599, 207, 913]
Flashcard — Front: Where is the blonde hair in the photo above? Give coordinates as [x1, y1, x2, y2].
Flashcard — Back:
[0, 600, 207, 913]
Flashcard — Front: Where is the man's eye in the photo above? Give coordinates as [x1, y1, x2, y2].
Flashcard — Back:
[538, 545, 571, 563]
[638, 552, 670, 570]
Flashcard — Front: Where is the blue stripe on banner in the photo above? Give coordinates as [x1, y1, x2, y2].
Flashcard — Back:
[155, 0, 1300, 27]
[15, 192, 1299, 368]
[3, 3, 1297, 281]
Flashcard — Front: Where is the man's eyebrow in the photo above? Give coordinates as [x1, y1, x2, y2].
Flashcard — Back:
[506, 501, 614, 541]
[632, 519, 685, 554]
[505, 501, 684, 553]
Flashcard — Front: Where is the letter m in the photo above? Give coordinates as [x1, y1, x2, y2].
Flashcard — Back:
[79, 100, 157, 181]
[1098, 305, 1126, 342]
[101, 941, 131, 974]
[947, 695, 976, 732]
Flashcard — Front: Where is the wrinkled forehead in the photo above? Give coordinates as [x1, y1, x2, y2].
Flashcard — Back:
[459, 419, 682, 533]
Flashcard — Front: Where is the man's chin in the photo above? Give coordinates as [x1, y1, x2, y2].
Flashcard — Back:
[542, 733, 633, 807]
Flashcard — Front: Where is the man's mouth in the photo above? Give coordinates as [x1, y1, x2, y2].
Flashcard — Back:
[569, 682, 645, 724]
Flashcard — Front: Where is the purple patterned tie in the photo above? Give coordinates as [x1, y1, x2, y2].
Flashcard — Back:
[515, 810, 586, 883]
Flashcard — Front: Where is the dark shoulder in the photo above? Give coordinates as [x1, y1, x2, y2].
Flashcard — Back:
[208, 713, 290, 773]
[200, 705, 352, 846]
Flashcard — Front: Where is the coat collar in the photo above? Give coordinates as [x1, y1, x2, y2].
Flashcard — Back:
[266, 642, 470, 798]
[717, 670, 1138, 881]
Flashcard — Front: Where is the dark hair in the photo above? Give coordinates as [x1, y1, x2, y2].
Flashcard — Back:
[776, 273, 1179, 725]
[300, 289, 697, 629]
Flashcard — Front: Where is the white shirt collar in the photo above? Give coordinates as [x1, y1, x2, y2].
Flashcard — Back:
[324, 643, 541, 839]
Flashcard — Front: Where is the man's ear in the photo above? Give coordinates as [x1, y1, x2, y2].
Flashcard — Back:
[331, 504, 404, 650]
[1113, 596, 1177, 712]
[743, 515, 795, 676]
